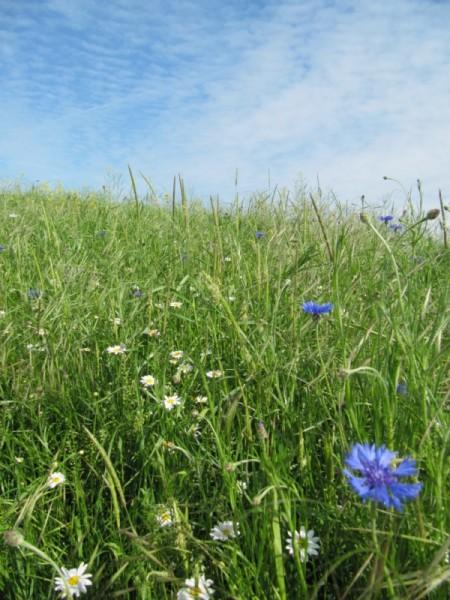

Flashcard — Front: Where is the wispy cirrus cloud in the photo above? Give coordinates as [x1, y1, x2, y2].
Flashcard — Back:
[0, 0, 449, 208]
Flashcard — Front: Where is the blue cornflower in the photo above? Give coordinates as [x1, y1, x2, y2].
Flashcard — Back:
[131, 287, 144, 298]
[343, 443, 422, 511]
[396, 382, 408, 396]
[27, 288, 42, 300]
[378, 215, 394, 225]
[0, 244, 5, 252]
[302, 301, 333, 316]
[389, 223, 404, 234]
[255, 231, 265, 239]
[96, 230, 107, 238]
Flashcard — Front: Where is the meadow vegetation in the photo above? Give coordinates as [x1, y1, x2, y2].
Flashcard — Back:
[0, 183, 448, 599]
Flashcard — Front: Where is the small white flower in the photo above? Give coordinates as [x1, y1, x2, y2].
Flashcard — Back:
[8, 213, 18, 218]
[236, 480, 248, 494]
[169, 350, 184, 363]
[285, 527, 320, 561]
[210, 520, 239, 541]
[15, 457, 24, 464]
[195, 395, 208, 404]
[156, 508, 174, 528]
[169, 300, 183, 308]
[112, 317, 122, 326]
[206, 370, 223, 379]
[228, 296, 236, 302]
[177, 575, 215, 600]
[106, 344, 126, 355]
[140, 374, 156, 388]
[38, 328, 46, 336]
[178, 362, 193, 375]
[54, 562, 92, 598]
[0, 310, 5, 317]
[143, 327, 160, 337]
[163, 394, 182, 411]
[47, 472, 65, 488]
[224, 256, 232, 262]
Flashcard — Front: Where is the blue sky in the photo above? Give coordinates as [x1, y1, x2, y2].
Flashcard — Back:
[1, 0, 449, 207]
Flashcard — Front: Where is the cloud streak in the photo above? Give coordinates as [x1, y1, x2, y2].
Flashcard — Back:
[1, 0, 449, 208]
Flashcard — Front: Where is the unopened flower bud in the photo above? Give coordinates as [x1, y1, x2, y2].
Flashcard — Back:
[4, 530, 24, 547]
[359, 213, 369, 224]
[426, 208, 440, 220]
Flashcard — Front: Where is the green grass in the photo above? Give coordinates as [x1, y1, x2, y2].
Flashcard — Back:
[0, 184, 448, 599]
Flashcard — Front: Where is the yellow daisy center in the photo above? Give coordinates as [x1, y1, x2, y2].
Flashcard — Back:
[67, 575, 80, 586]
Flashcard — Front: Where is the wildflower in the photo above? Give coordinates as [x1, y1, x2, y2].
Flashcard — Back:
[256, 420, 269, 440]
[426, 208, 440, 220]
[106, 344, 126, 355]
[286, 527, 320, 561]
[389, 223, 404, 234]
[236, 480, 248, 494]
[169, 350, 184, 364]
[156, 508, 174, 528]
[169, 300, 183, 309]
[378, 215, 394, 225]
[224, 256, 232, 262]
[302, 301, 333, 316]
[4, 530, 24, 547]
[54, 562, 92, 598]
[112, 317, 121, 326]
[140, 375, 156, 388]
[15, 457, 24, 463]
[206, 370, 223, 379]
[343, 443, 422, 511]
[163, 394, 182, 411]
[255, 231, 265, 239]
[38, 328, 46, 336]
[396, 382, 408, 396]
[178, 363, 193, 375]
[210, 520, 239, 541]
[96, 230, 107, 238]
[195, 395, 208, 404]
[131, 287, 144, 298]
[47, 472, 65, 488]
[228, 295, 236, 302]
[0, 244, 5, 252]
[177, 575, 215, 600]
[27, 288, 42, 300]
[0, 310, 5, 317]
[143, 327, 160, 337]
[8, 213, 18, 218]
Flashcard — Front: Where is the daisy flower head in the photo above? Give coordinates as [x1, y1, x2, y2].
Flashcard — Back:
[47, 472, 66, 489]
[195, 395, 208, 404]
[343, 443, 422, 511]
[378, 215, 394, 225]
[156, 507, 174, 528]
[131, 287, 144, 298]
[285, 527, 320, 561]
[106, 344, 126, 355]
[178, 362, 193, 375]
[210, 520, 239, 541]
[9, 213, 18, 218]
[169, 350, 184, 364]
[255, 231, 265, 239]
[396, 382, 408, 396]
[169, 300, 183, 309]
[27, 288, 42, 300]
[140, 374, 156, 388]
[206, 369, 223, 379]
[143, 327, 160, 337]
[112, 317, 122, 326]
[163, 394, 182, 411]
[177, 574, 215, 600]
[302, 301, 333, 317]
[54, 562, 92, 598]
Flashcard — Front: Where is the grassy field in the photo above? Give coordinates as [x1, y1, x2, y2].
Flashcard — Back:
[0, 184, 448, 599]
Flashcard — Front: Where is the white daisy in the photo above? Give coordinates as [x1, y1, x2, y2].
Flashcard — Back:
[178, 363, 193, 375]
[206, 370, 223, 379]
[112, 317, 122, 326]
[156, 508, 174, 528]
[195, 396, 208, 404]
[209, 520, 239, 541]
[140, 375, 156, 387]
[177, 574, 214, 600]
[163, 394, 182, 411]
[169, 300, 183, 308]
[54, 562, 92, 598]
[285, 527, 320, 561]
[143, 327, 160, 337]
[106, 344, 126, 355]
[169, 350, 184, 363]
[47, 472, 65, 489]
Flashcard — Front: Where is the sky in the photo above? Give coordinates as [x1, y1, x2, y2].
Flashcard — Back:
[1, 0, 449, 208]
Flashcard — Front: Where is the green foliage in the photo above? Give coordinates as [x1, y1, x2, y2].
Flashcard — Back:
[0, 186, 448, 599]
